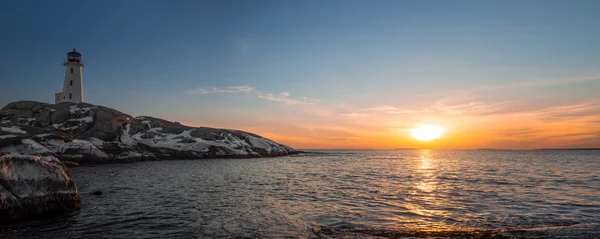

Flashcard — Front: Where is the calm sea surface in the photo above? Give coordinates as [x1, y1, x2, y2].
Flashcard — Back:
[2, 150, 599, 238]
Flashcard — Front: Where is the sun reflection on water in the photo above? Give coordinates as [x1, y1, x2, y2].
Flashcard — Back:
[403, 149, 453, 230]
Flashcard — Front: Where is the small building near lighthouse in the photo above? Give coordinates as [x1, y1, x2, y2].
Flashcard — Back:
[55, 49, 85, 104]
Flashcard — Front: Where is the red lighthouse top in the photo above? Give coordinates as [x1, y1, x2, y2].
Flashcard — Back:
[67, 48, 82, 63]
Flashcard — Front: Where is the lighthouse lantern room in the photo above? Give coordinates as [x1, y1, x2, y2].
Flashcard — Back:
[55, 49, 85, 104]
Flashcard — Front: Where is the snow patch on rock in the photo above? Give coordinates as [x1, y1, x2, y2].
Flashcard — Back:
[0, 135, 17, 139]
[69, 116, 93, 123]
[69, 105, 96, 114]
[1, 126, 26, 134]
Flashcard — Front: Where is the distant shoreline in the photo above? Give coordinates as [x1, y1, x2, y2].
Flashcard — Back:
[532, 148, 600, 151]
[297, 148, 600, 151]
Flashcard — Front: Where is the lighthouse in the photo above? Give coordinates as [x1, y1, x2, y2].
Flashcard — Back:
[55, 49, 85, 104]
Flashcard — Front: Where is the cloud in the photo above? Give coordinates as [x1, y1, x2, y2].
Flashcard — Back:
[186, 86, 254, 95]
[361, 105, 432, 114]
[358, 100, 511, 116]
[469, 74, 600, 93]
[227, 86, 254, 93]
[430, 98, 517, 116]
[339, 113, 367, 118]
[495, 127, 542, 138]
[256, 92, 320, 105]
[234, 39, 254, 57]
[529, 102, 600, 122]
[187, 85, 319, 105]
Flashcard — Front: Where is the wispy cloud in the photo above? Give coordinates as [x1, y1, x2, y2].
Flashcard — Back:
[529, 102, 600, 122]
[256, 92, 320, 105]
[432, 101, 515, 115]
[187, 85, 319, 105]
[186, 86, 254, 95]
[361, 105, 432, 114]
[358, 100, 512, 116]
[471, 74, 600, 93]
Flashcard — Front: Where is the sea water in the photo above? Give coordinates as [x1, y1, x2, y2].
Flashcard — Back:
[2, 150, 599, 238]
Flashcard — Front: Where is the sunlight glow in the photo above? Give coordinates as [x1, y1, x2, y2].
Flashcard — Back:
[410, 125, 445, 141]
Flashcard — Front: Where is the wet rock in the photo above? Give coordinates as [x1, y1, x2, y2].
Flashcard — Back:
[0, 154, 80, 221]
[90, 191, 102, 196]
[62, 161, 79, 168]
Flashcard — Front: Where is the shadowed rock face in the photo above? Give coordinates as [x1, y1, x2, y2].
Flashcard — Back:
[0, 154, 80, 221]
[0, 101, 299, 164]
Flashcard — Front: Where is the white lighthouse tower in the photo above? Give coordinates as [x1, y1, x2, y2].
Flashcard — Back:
[55, 49, 84, 104]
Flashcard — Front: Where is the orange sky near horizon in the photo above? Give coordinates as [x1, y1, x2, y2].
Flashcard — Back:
[178, 82, 600, 150]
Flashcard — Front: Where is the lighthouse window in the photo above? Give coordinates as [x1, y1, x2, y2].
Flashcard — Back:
[69, 93, 72, 99]
[71, 68, 73, 73]
[70, 80, 73, 86]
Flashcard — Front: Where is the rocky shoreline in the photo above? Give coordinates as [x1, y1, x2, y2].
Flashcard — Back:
[0, 101, 300, 165]
[0, 100, 299, 220]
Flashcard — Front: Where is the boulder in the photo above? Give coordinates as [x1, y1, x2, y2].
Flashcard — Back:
[81, 107, 130, 141]
[50, 109, 71, 124]
[34, 109, 52, 127]
[0, 154, 80, 221]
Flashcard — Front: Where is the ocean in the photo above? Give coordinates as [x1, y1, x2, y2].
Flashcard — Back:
[1, 150, 599, 238]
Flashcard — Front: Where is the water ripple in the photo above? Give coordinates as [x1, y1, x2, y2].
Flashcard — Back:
[1, 150, 599, 238]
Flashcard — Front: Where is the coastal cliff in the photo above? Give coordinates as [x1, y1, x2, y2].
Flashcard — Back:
[0, 101, 299, 164]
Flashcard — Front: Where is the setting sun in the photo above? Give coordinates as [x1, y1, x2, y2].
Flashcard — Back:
[410, 125, 445, 141]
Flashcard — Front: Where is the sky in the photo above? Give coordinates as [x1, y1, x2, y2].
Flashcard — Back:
[1, 0, 600, 149]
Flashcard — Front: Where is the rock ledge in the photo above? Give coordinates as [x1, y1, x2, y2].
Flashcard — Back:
[0, 101, 299, 164]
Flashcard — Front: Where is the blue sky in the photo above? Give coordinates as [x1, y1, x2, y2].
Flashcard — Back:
[1, 0, 600, 149]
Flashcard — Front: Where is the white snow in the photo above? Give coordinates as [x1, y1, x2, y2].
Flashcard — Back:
[1, 126, 26, 134]
[40, 139, 108, 159]
[24, 118, 36, 124]
[69, 105, 79, 114]
[0, 135, 17, 139]
[69, 116, 93, 123]
[69, 105, 95, 114]
[117, 151, 142, 160]
[60, 125, 79, 131]
[120, 123, 136, 146]
[247, 136, 274, 153]
[20, 139, 52, 155]
[180, 130, 192, 137]
[62, 140, 108, 158]
[148, 127, 163, 132]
